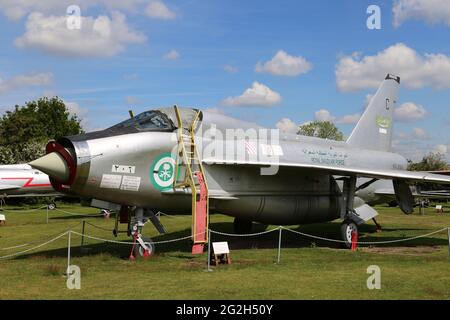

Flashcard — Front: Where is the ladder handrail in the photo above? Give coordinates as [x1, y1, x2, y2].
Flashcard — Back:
[172, 105, 209, 246]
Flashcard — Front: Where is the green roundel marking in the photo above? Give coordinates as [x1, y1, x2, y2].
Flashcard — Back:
[376, 116, 392, 129]
[150, 153, 176, 191]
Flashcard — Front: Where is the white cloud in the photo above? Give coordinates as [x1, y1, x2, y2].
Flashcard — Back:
[315, 109, 335, 122]
[163, 49, 180, 60]
[393, 0, 450, 27]
[65, 100, 88, 118]
[412, 127, 428, 140]
[434, 144, 450, 155]
[15, 12, 147, 57]
[336, 113, 361, 125]
[256, 50, 312, 77]
[394, 102, 428, 122]
[313, 109, 360, 125]
[0, 72, 53, 93]
[276, 118, 298, 134]
[204, 107, 225, 115]
[0, 1, 153, 21]
[222, 82, 282, 107]
[224, 65, 238, 73]
[146, 1, 176, 20]
[336, 43, 450, 92]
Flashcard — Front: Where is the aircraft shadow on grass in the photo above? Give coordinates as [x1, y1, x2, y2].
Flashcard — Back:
[12, 220, 449, 260]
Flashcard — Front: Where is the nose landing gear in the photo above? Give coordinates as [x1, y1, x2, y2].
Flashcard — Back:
[112, 206, 165, 260]
[129, 225, 155, 260]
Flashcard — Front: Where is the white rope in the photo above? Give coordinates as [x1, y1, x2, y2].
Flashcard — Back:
[0, 205, 47, 213]
[84, 221, 112, 232]
[156, 212, 178, 219]
[281, 226, 449, 245]
[0, 222, 82, 251]
[70, 230, 203, 245]
[54, 208, 104, 217]
[0, 231, 69, 260]
[209, 228, 279, 237]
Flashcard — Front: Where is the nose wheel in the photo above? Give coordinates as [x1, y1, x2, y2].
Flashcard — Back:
[134, 237, 155, 258]
[340, 220, 358, 249]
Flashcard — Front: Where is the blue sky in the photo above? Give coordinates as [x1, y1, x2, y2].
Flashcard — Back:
[0, 0, 450, 161]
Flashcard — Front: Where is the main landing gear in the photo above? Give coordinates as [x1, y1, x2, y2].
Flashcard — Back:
[340, 177, 359, 249]
[340, 220, 358, 249]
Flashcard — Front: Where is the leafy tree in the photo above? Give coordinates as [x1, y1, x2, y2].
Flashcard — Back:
[407, 153, 449, 172]
[0, 97, 83, 164]
[297, 121, 344, 141]
[408, 153, 449, 191]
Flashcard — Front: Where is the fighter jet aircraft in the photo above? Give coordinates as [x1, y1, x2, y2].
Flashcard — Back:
[0, 164, 60, 200]
[29, 74, 450, 257]
[356, 178, 450, 207]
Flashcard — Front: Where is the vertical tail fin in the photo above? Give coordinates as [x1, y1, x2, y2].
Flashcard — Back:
[347, 74, 400, 152]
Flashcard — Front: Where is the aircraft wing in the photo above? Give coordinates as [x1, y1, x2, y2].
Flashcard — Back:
[0, 185, 21, 192]
[417, 190, 450, 199]
[203, 159, 450, 184]
[373, 189, 396, 196]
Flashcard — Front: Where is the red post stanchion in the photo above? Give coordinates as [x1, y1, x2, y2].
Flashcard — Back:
[351, 232, 358, 251]
[129, 234, 137, 261]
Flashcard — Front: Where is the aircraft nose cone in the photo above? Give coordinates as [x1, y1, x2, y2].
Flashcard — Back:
[29, 152, 70, 183]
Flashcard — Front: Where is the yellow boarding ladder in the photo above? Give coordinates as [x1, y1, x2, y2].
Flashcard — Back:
[173, 106, 209, 254]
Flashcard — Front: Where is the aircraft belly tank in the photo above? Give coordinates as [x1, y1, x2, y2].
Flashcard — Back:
[206, 165, 342, 225]
[213, 195, 341, 225]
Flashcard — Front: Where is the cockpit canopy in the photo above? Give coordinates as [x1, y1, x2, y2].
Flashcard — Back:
[109, 110, 175, 132]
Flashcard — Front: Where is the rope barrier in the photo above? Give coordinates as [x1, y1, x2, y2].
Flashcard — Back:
[84, 221, 112, 232]
[281, 226, 449, 245]
[209, 228, 279, 237]
[53, 208, 105, 217]
[156, 212, 178, 219]
[0, 224, 448, 261]
[0, 221, 83, 251]
[70, 230, 205, 245]
[0, 231, 69, 260]
[0, 205, 47, 213]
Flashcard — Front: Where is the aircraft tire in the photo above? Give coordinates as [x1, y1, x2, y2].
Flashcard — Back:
[134, 238, 155, 257]
[340, 220, 358, 249]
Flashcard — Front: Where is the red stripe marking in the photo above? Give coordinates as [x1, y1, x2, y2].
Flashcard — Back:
[1, 177, 52, 188]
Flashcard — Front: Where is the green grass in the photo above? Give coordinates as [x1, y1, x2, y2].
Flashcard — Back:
[0, 203, 449, 299]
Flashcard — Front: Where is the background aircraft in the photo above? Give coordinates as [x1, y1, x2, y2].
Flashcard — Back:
[356, 177, 450, 207]
[0, 164, 60, 201]
[29, 74, 450, 256]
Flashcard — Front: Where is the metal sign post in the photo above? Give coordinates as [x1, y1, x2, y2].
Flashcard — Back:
[206, 229, 212, 272]
[67, 231, 71, 277]
[448, 228, 450, 257]
[80, 221, 86, 250]
[277, 227, 282, 264]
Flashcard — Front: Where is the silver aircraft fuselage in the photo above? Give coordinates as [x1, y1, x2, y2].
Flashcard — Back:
[32, 111, 406, 225]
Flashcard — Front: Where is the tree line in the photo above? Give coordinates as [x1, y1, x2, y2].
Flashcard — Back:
[0, 97, 83, 164]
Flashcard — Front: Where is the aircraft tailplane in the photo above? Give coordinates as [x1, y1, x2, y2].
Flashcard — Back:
[347, 74, 400, 152]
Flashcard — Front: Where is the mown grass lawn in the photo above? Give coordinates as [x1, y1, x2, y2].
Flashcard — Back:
[0, 203, 449, 299]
